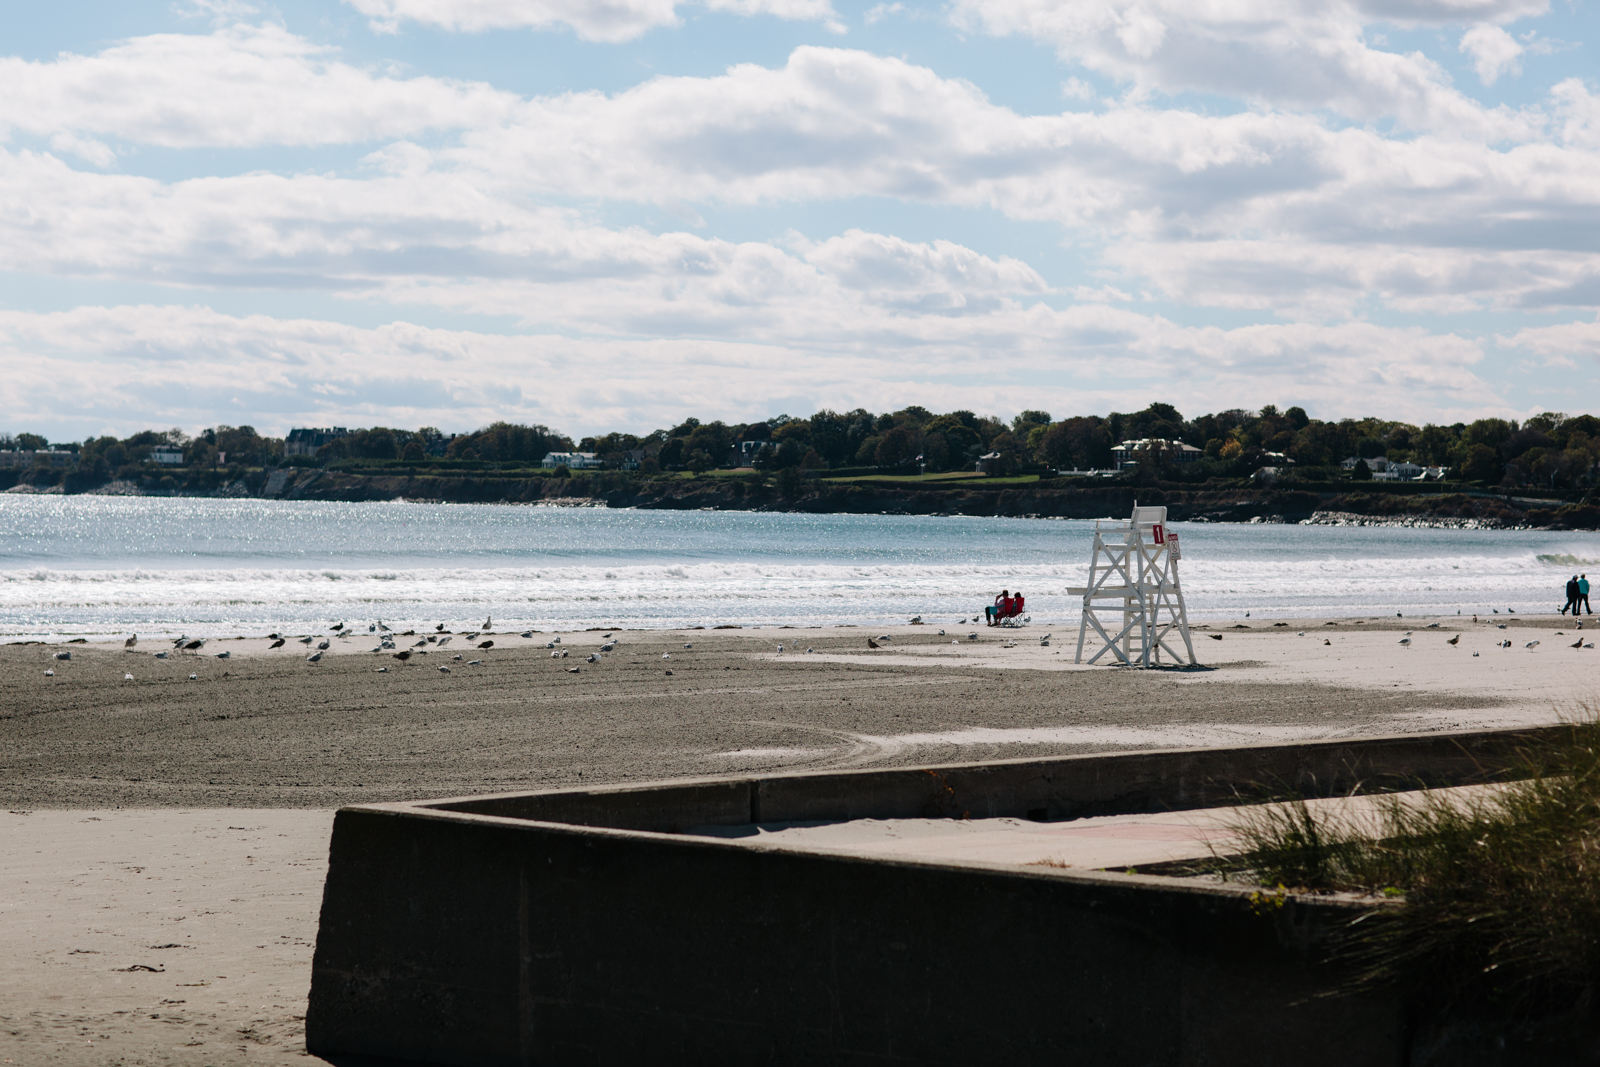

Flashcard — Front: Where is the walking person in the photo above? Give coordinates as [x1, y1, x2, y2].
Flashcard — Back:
[1582, 574, 1593, 615]
[1562, 575, 1580, 615]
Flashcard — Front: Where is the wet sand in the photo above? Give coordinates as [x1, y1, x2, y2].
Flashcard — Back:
[1, 616, 1593, 1064]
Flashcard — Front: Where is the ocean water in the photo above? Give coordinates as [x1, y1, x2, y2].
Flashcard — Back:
[1, 496, 1597, 638]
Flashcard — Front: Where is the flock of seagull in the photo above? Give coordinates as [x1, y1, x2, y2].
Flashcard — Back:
[47, 611, 1596, 683]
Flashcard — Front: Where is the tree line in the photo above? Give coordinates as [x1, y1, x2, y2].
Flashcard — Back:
[6, 403, 1600, 492]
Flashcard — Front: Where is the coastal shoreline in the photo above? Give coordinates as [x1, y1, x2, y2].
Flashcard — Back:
[7, 473, 1594, 529]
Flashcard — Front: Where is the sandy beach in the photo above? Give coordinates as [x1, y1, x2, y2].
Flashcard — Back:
[3, 615, 1596, 1063]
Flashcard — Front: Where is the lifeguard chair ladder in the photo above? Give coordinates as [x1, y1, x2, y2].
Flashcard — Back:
[1069, 504, 1196, 667]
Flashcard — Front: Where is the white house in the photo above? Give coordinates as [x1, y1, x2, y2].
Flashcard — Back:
[540, 451, 602, 470]
[1373, 460, 1425, 481]
[151, 446, 185, 466]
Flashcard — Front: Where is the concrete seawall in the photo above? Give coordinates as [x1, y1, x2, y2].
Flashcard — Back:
[306, 726, 1565, 1066]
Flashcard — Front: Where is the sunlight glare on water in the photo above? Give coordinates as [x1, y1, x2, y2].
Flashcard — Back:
[0, 496, 1596, 637]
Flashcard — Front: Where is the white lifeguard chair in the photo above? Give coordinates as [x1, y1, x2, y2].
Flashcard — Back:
[1069, 504, 1196, 667]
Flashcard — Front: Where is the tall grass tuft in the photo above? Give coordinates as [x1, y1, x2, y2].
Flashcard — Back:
[1229, 715, 1600, 1018]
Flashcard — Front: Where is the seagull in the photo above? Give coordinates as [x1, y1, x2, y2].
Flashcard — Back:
[604, 633, 613, 639]
[867, 638, 880, 649]
[1427, 623, 1440, 629]
[521, 631, 534, 639]
[1448, 635, 1461, 645]
[438, 665, 451, 673]
[552, 637, 562, 644]
[306, 651, 323, 663]
[910, 616, 922, 624]
[600, 643, 614, 652]
[1296, 631, 1305, 637]
[298, 635, 314, 645]
[587, 653, 601, 663]
[684, 643, 693, 650]
[1245, 612, 1250, 618]
[662, 652, 671, 660]
[393, 649, 412, 661]
[370, 645, 384, 653]
[1397, 612, 1403, 618]
[546, 642, 556, 649]
[183, 639, 205, 652]
[1404, 631, 1412, 636]
[967, 633, 978, 641]
[468, 659, 482, 666]
[1398, 637, 1411, 646]
[1587, 643, 1596, 649]
[1493, 609, 1499, 614]
[438, 637, 452, 647]
[1526, 640, 1540, 649]
[124, 634, 138, 649]
[413, 639, 428, 648]
[1500, 639, 1512, 648]
[453, 654, 464, 661]
[154, 651, 168, 659]
[123, 673, 134, 681]
[437, 623, 447, 632]
[53, 650, 70, 661]
[214, 650, 230, 659]
[317, 639, 332, 651]
[378, 620, 391, 632]
[877, 635, 892, 643]
[1324, 639, 1331, 645]
[1497, 624, 1507, 630]
[566, 666, 580, 674]
[189, 672, 197, 680]
[1573, 639, 1586, 648]
[1208, 634, 1224, 641]
[376, 666, 389, 672]
[776, 644, 784, 653]
[482, 615, 492, 631]
[44, 669, 53, 677]
[551, 650, 562, 658]
[369, 623, 377, 633]
[664, 669, 673, 676]
[478, 640, 494, 649]
[331, 621, 345, 631]
[952, 639, 959, 645]
[172, 635, 189, 647]
[807, 647, 814, 653]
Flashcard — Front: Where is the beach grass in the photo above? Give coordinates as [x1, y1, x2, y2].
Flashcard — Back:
[1227, 714, 1600, 1017]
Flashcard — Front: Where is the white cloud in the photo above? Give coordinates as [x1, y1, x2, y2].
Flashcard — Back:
[1460, 23, 1523, 85]
[343, 0, 841, 42]
[1500, 318, 1600, 361]
[0, 303, 1519, 440]
[2, 29, 1596, 324]
[948, 0, 1544, 133]
[0, 23, 518, 148]
[864, 3, 905, 25]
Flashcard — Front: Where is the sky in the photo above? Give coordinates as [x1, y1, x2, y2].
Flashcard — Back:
[1, 0, 1596, 442]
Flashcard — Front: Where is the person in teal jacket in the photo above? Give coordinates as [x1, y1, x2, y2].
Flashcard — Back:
[1581, 574, 1592, 614]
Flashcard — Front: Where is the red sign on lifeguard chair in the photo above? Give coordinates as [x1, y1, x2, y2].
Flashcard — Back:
[1150, 523, 1165, 544]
